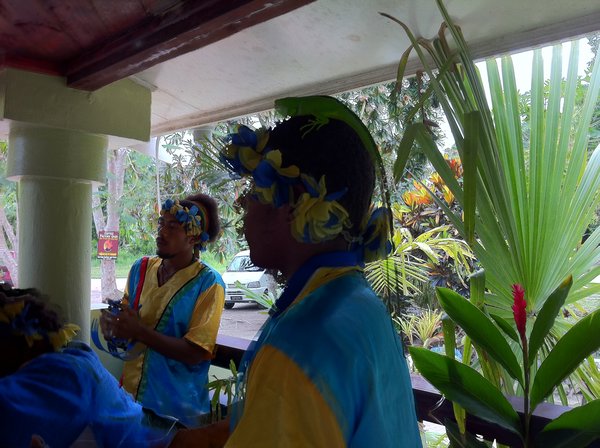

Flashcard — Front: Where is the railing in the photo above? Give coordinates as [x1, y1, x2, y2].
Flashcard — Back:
[214, 334, 599, 448]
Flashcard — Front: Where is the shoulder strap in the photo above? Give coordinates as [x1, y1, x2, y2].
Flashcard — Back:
[131, 256, 150, 311]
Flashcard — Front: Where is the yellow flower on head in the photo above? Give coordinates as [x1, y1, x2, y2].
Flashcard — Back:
[255, 128, 270, 154]
[0, 301, 24, 323]
[239, 146, 264, 172]
[48, 323, 80, 351]
[254, 184, 277, 205]
[291, 175, 351, 243]
[264, 151, 300, 178]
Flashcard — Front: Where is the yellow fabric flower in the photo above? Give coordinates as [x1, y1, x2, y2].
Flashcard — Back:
[239, 146, 264, 172]
[48, 323, 80, 351]
[264, 151, 300, 178]
[291, 176, 351, 243]
[0, 300, 24, 323]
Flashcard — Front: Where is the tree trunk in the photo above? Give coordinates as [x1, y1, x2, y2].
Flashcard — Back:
[0, 205, 18, 285]
[92, 148, 128, 302]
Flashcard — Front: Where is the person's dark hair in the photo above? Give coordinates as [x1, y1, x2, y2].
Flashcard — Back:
[0, 288, 63, 375]
[0, 287, 62, 334]
[267, 116, 376, 236]
[182, 193, 221, 242]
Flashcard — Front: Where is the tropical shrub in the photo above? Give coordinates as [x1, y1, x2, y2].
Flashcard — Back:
[365, 223, 473, 314]
[411, 280, 600, 447]
[385, 0, 600, 398]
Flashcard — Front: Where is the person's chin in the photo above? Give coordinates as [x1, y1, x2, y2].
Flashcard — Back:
[248, 250, 273, 270]
[156, 249, 174, 259]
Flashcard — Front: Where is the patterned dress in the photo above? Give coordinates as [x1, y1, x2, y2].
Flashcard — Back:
[121, 256, 225, 427]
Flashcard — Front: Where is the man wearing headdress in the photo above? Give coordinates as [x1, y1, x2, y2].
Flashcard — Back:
[100, 193, 225, 428]
[171, 97, 421, 446]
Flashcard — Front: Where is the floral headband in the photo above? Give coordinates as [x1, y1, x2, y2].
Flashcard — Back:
[161, 199, 211, 251]
[221, 99, 393, 263]
[222, 124, 353, 244]
[0, 299, 79, 351]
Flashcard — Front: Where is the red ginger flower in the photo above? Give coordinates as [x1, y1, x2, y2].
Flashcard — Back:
[512, 284, 527, 342]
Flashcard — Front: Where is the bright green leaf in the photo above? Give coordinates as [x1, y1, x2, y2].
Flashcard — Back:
[462, 111, 479, 245]
[490, 313, 519, 343]
[437, 287, 524, 386]
[409, 347, 522, 436]
[469, 269, 486, 308]
[531, 309, 600, 410]
[394, 122, 418, 181]
[394, 45, 414, 95]
[535, 400, 600, 448]
[528, 276, 573, 366]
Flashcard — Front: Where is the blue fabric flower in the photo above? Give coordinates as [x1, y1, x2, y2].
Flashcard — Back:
[230, 125, 258, 148]
[175, 209, 189, 223]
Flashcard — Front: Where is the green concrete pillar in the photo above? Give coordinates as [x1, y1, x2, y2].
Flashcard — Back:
[1, 68, 151, 345]
[7, 124, 107, 342]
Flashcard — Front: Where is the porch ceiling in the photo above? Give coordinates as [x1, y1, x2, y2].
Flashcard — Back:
[1, 0, 600, 146]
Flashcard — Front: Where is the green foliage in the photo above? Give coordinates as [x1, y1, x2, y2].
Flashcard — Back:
[366, 224, 473, 313]
[90, 251, 140, 278]
[536, 400, 600, 448]
[0, 141, 17, 227]
[207, 360, 238, 424]
[387, 0, 600, 402]
[395, 309, 443, 348]
[391, 10, 600, 314]
[412, 279, 600, 446]
[387, 1, 600, 445]
[444, 419, 491, 447]
[437, 288, 523, 386]
[528, 276, 572, 367]
[530, 308, 600, 409]
[337, 81, 444, 194]
[409, 347, 523, 436]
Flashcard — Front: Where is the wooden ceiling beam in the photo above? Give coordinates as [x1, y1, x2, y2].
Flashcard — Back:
[66, 0, 314, 91]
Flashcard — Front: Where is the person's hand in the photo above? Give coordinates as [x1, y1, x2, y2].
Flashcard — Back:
[30, 435, 49, 448]
[100, 307, 145, 341]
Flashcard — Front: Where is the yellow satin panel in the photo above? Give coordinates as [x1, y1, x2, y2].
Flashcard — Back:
[185, 282, 224, 353]
[226, 345, 345, 447]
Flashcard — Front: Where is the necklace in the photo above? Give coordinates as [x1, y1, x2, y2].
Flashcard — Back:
[159, 255, 197, 285]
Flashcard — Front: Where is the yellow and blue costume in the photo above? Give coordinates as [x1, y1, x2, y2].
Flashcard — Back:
[221, 97, 420, 446]
[121, 257, 225, 427]
[228, 252, 421, 447]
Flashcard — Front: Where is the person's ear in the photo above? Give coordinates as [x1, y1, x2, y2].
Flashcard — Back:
[188, 235, 200, 246]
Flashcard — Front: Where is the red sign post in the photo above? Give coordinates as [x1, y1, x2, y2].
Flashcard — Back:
[97, 230, 119, 259]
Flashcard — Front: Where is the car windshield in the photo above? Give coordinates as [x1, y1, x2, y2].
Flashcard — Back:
[227, 256, 261, 272]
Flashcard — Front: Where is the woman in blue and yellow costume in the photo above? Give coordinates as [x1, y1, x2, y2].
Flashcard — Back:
[171, 97, 421, 447]
[99, 193, 225, 428]
[0, 286, 174, 446]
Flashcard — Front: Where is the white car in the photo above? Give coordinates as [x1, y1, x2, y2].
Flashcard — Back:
[222, 250, 270, 309]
